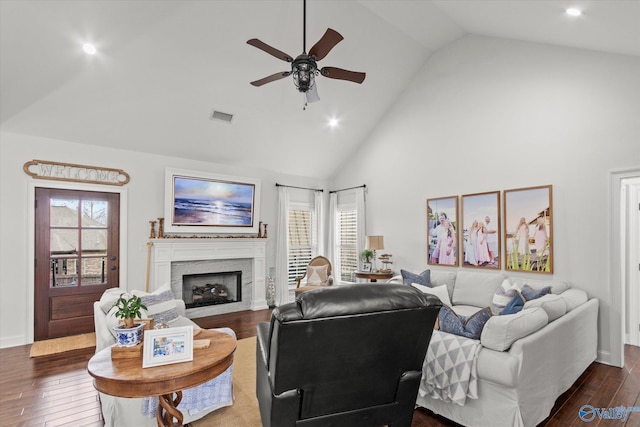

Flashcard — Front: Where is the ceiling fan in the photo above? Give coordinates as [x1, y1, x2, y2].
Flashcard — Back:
[247, 0, 366, 105]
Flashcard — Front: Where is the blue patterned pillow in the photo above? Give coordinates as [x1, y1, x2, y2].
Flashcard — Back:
[438, 305, 492, 340]
[400, 269, 431, 287]
[501, 292, 526, 315]
[521, 285, 551, 301]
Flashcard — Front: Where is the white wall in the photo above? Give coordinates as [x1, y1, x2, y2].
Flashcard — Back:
[0, 133, 327, 347]
[331, 35, 640, 366]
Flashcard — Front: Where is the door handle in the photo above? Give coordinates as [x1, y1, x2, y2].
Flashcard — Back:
[110, 266, 117, 271]
[110, 256, 117, 261]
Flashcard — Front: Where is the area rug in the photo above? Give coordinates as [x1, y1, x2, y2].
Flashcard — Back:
[29, 332, 96, 357]
[191, 336, 261, 427]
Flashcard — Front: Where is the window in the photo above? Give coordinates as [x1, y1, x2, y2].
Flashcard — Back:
[337, 208, 358, 282]
[287, 205, 316, 287]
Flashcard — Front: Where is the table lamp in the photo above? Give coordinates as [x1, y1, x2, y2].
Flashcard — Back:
[366, 235, 384, 272]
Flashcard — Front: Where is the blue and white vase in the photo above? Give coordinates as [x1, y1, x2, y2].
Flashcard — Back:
[113, 323, 145, 347]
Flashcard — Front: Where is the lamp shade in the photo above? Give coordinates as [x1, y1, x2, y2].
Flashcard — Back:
[366, 235, 384, 251]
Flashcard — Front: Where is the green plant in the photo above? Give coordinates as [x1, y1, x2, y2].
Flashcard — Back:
[113, 294, 147, 328]
[360, 249, 374, 263]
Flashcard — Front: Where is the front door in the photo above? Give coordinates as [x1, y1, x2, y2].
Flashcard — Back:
[34, 188, 120, 340]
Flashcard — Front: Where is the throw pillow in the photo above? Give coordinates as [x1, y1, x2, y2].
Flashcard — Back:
[491, 278, 520, 315]
[438, 305, 492, 340]
[306, 265, 329, 285]
[400, 269, 431, 287]
[132, 284, 179, 325]
[411, 283, 452, 307]
[521, 284, 551, 301]
[501, 292, 526, 315]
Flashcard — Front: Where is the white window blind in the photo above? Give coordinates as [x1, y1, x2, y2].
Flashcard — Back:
[337, 209, 358, 282]
[288, 208, 314, 286]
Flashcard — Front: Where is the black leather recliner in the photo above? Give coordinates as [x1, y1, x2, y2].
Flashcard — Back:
[256, 283, 442, 427]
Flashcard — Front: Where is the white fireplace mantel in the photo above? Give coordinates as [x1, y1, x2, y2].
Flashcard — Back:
[149, 238, 268, 311]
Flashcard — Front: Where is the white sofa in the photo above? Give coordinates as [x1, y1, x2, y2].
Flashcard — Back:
[93, 287, 234, 427]
[390, 269, 598, 427]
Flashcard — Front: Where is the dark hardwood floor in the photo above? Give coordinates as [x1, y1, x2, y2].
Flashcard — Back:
[1, 309, 638, 427]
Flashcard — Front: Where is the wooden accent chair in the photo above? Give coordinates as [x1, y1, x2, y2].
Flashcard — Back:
[294, 256, 333, 295]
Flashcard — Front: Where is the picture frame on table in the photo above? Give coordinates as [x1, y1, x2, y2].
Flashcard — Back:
[143, 326, 194, 368]
[504, 185, 553, 274]
[427, 196, 459, 267]
[361, 262, 372, 272]
[461, 191, 501, 269]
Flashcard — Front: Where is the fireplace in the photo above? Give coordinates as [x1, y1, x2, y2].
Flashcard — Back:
[149, 238, 268, 317]
[183, 271, 242, 308]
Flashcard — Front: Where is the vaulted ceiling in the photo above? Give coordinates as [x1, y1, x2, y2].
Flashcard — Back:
[2, 1, 638, 179]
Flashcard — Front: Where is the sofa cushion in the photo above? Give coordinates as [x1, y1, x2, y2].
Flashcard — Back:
[132, 284, 179, 325]
[99, 287, 129, 314]
[452, 271, 505, 308]
[439, 305, 492, 340]
[508, 277, 570, 295]
[559, 288, 588, 312]
[491, 278, 520, 315]
[523, 294, 567, 322]
[501, 292, 526, 315]
[429, 270, 457, 300]
[480, 307, 548, 351]
[412, 283, 452, 306]
[520, 284, 551, 301]
[306, 264, 329, 285]
[401, 269, 431, 287]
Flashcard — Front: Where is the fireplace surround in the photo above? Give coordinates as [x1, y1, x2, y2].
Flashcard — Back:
[149, 238, 268, 317]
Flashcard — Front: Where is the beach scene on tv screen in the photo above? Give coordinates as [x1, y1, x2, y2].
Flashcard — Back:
[173, 176, 254, 226]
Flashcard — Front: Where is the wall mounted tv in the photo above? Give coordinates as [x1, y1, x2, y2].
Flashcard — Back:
[164, 168, 261, 234]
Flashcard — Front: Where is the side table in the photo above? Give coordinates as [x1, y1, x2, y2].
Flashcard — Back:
[354, 271, 394, 283]
[88, 329, 235, 427]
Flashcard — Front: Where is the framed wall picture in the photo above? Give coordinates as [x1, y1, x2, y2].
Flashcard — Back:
[427, 196, 459, 266]
[504, 185, 553, 274]
[461, 191, 501, 269]
[164, 167, 261, 235]
[143, 326, 194, 368]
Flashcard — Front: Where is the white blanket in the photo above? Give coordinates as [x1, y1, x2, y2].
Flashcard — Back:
[419, 330, 481, 406]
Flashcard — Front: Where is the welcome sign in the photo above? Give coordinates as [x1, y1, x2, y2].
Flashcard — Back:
[23, 159, 130, 186]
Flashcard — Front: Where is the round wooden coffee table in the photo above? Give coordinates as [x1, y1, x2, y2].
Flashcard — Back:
[88, 329, 236, 427]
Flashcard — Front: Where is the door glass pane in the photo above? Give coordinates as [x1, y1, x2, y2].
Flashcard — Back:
[50, 229, 78, 256]
[50, 199, 79, 227]
[81, 257, 107, 285]
[50, 257, 78, 287]
[82, 200, 108, 227]
[82, 229, 107, 255]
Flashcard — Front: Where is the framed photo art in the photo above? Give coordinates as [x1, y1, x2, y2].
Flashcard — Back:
[164, 168, 261, 234]
[504, 185, 553, 274]
[361, 262, 372, 272]
[461, 191, 500, 269]
[143, 326, 194, 368]
[427, 196, 458, 266]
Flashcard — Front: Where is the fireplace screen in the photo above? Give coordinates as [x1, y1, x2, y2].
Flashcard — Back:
[182, 271, 241, 309]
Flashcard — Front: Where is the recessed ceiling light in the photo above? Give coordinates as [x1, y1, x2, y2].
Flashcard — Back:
[82, 43, 97, 55]
[328, 117, 339, 128]
[565, 8, 582, 17]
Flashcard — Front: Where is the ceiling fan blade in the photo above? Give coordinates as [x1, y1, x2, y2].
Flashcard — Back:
[250, 71, 292, 87]
[308, 28, 343, 61]
[306, 84, 320, 103]
[247, 39, 294, 62]
[320, 67, 366, 84]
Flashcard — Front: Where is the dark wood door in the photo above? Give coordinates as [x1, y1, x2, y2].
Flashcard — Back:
[34, 188, 120, 340]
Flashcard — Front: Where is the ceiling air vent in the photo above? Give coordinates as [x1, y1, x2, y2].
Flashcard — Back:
[210, 110, 234, 123]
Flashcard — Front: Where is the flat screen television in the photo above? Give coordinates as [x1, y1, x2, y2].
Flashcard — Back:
[164, 168, 261, 234]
